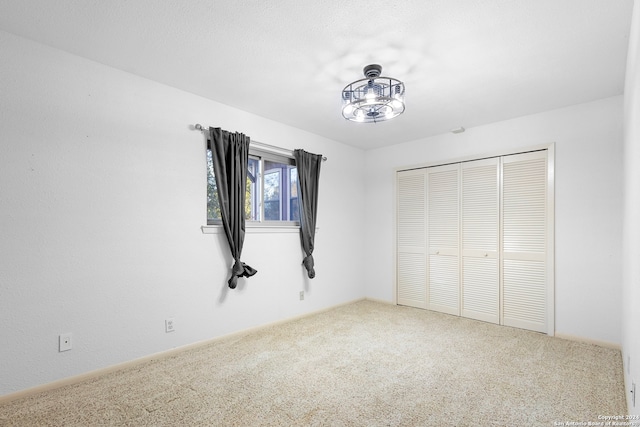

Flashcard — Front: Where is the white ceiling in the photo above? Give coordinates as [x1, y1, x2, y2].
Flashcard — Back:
[0, 0, 634, 149]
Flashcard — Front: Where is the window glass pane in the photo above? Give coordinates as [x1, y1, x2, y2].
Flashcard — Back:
[207, 150, 259, 223]
[207, 149, 220, 221]
[290, 167, 299, 221]
[264, 159, 298, 222]
[246, 157, 259, 221]
[264, 161, 282, 221]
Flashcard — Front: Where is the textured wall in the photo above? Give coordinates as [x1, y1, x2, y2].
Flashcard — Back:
[0, 30, 366, 396]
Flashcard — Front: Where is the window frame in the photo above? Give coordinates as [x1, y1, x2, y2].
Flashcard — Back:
[206, 145, 300, 227]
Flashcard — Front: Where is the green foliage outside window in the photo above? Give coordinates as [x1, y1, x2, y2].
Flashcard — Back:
[207, 150, 254, 222]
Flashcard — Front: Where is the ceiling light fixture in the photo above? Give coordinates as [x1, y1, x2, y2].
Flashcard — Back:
[341, 64, 405, 123]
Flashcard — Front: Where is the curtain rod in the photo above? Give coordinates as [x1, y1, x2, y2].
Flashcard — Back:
[194, 124, 327, 162]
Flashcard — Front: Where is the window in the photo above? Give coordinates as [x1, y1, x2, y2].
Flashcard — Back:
[207, 147, 299, 225]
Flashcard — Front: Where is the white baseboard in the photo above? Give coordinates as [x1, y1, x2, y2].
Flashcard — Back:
[0, 298, 365, 405]
[554, 332, 621, 350]
[3, 300, 618, 405]
[363, 296, 395, 305]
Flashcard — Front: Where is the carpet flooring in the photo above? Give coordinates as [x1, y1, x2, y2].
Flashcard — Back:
[0, 300, 627, 426]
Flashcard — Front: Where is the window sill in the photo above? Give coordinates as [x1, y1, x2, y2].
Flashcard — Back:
[201, 224, 318, 234]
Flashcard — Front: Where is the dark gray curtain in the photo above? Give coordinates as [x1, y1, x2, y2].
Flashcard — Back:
[209, 127, 257, 289]
[293, 149, 323, 278]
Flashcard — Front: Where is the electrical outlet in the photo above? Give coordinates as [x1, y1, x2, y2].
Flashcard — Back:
[165, 318, 175, 333]
[59, 333, 72, 352]
[299, 291, 304, 301]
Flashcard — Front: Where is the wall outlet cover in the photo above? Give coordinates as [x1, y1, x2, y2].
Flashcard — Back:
[165, 318, 175, 333]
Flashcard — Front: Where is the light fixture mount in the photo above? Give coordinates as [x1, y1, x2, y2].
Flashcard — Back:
[342, 64, 405, 123]
[363, 64, 382, 78]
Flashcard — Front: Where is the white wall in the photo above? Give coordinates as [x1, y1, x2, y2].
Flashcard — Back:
[0, 30, 366, 397]
[622, 0, 640, 414]
[364, 96, 624, 346]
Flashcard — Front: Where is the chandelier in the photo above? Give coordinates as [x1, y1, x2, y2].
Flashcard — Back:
[341, 64, 405, 123]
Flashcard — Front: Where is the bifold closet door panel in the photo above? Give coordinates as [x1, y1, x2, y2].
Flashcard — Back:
[502, 150, 547, 333]
[461, 158, 500, 324]
[427, 163, 460, 316]
[396, 169, 427, 309]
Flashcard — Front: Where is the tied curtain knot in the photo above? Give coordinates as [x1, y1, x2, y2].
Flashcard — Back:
[228, 260, 258, 289]
[302, 255, 315, 279]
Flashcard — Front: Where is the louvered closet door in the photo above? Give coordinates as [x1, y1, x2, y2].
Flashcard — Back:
[427, 164, 460, 316]
[502, 151, 548, 333]
[396, 169, 427, 309]
[461, 158, 500, 324]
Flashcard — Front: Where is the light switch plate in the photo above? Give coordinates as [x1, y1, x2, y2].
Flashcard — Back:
[59, 333, 72, 352]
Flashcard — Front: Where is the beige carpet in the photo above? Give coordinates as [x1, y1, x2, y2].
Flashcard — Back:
[0, 300, 627, 426]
